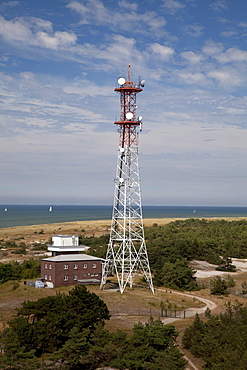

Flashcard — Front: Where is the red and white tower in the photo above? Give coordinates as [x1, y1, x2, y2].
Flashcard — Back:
[100, 65, 154, 294]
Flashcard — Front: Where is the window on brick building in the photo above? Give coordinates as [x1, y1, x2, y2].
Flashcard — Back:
[83, 263, 87, 269]
[64, 264, 69, 270]
[49, 275, 52, 281]
[74, 264, 78, 269]
[45, 263, 48, 269]
[64, 275, 68, 281]
[92, 263, 97, 268]
[45, 274, 47, 279]
[73, 275, 78, 280]
[49, 264, 52, 269]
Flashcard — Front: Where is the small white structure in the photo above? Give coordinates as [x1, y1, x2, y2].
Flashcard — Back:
[35, 279, 45, 288]
[48, 235, 88, 256]
[52, 235, 79, 247]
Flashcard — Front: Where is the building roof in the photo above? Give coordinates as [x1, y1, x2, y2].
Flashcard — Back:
[42, 254, 104, 262]
[47, 245, 87, 252]
[52, 235, 78, 238]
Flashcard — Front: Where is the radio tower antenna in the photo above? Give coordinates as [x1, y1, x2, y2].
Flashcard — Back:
[100, 65, 154, 294]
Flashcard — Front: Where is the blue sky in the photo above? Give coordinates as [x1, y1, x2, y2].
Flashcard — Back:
[0, 0, 246, 206]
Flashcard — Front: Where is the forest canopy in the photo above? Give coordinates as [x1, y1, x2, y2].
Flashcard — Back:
[182, 303, 247, 370]
[86, 219, 247, 291]
[0, 286, 186, 370]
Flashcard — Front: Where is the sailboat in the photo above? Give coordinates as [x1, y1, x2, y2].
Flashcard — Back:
[4, 208, 8, 212]
[49, 206, 53, 212]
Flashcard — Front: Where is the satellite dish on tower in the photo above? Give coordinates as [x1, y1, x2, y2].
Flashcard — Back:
[118, 77, 126, 86]
[126, 112, 133, 120]
[140, 79, 145, 87]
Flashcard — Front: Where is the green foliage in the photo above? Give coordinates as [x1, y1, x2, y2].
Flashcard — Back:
[0, 258, 41, 284]
[144, 219, 247, 290]
[215, 257, 236, 272]
[226, 274, 236, 288]
[31, 242, 49, 251]
[4, 240, 18, 248]
[11, 281, 19, 291]
[154, 258, 198, 291]
[51, 319, 186, 370]
[182, 313, 205, 356]
[210, 276, 228, 295]
[1, 286, 110, 360]
[109, 318, 187, 370]
[11, 248, 27, 255]
[0, 290, 187, 369]
[80, 219, 247, 291]
[0, 261, 23, 283]
[182, 303, 247, 369]
[146, 219, 247, 263]
[80, 234, 109, 258]
[241, 281, 247, 295]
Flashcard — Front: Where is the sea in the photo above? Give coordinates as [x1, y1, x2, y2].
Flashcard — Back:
[0, 205, 247, 229]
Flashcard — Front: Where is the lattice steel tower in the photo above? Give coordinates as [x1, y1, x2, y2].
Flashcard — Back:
[100, 65, 154, 294]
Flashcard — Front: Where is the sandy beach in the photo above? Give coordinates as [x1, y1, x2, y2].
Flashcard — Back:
[0, 218, 181, 242]
[1, 217, 247, 243]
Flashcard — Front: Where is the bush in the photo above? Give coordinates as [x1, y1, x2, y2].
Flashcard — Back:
[210, 276, 228, 295]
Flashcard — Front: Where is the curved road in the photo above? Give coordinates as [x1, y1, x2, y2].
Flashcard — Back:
[158, 289, 217, 370]
[158, 288, 217, 324]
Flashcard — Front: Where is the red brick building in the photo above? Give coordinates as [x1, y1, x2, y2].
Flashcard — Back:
[41, 254, 104, 288]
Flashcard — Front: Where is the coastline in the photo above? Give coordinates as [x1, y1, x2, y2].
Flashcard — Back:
[1, 217, 247, 242]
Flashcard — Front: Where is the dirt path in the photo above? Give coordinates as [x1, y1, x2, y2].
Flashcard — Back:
[158, 289, 217, 370]
[158, 289, 217, 325]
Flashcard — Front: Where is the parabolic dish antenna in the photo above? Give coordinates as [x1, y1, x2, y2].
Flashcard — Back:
[118, 77, 126, 85]
[126, 112, 133, 120]
[140, 79, 145, 87]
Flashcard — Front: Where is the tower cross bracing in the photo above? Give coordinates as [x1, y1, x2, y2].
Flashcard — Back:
[100, 65, 154, 294]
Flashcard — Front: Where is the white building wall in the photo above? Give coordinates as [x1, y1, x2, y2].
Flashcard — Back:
[52, 235, 79, 247]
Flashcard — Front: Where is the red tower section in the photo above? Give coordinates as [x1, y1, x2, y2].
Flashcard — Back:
[114, 64, 144, 147]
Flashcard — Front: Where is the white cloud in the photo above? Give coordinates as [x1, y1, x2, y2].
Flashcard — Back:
[208, 66, 244, 87]
[67, 0, 167, 36]
[148, 43, 174, 61]
[215, 48, 247, 63]
[202, 40, 224, 56]
[180, 51, 205, 64]
[239, 22, 247, 28]
[220, 30, 237, 37]
[36, 31, 77, 49]
[219, 107, 246, 115]
[1, 1, 20, 7]
[178, 71, 208, 85]
[184, 24, 204, 37]
[118, 0, 137, 11]
[102, 35, 143, 65]
[161, 0, 185, 14]
[210, 0, 228, 11]
[0, 16, 77, 50]
[0, 15, 33, 42]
